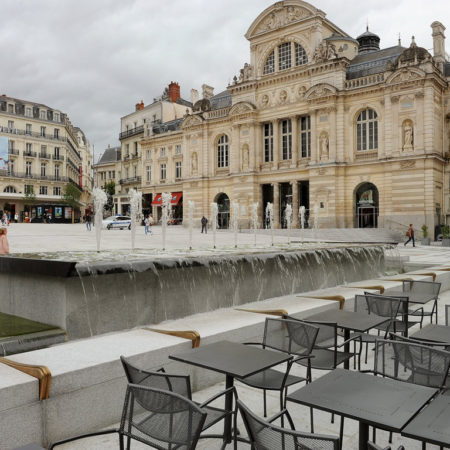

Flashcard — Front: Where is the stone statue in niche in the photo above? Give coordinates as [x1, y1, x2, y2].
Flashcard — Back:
[314, 42, 337, 63]
[402, 121, 414, 151]
[319, 133, 329, 161]
[191, 152, 198, 175]
[242, 146, 249, 170]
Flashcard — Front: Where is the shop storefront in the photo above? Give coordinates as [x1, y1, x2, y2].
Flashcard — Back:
[151, 191, 183, 224]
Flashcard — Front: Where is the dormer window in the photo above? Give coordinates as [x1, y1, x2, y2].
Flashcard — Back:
[264, 51, 275, 74]
[40, 110, 46, 120]
[263, 42, 308, 75]
[278, 42, 291, 70]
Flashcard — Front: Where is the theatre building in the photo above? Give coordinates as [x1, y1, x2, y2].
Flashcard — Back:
[141, 0, 450, 230]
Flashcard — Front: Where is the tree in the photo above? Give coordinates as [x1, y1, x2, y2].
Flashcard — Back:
[23, 186, 37, 213]
[62, 183, 81, 223]
[103, 181, 115, 212]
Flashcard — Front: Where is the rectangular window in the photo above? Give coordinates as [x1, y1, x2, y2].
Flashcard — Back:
[147, 149, 151, 159]
[26, 124, 32, 135]
[134, 142, 138, 154]
[26, 161, 32, 176]
[7, 104, 13, 113]
[278, 42, 291, 70]
[112, 171, 115, 179]
[53, 186, 61, 196]
[41, 163, 46, 177]
[54, 128, 59, 139]
[40, 111, 46, 120]
[54, 165, 60, 179]
[8, 160, 14, 174]
[263, 123, 273, 162]
[300, 116, 311, 158]
[126, 144, 129, 155]
[146, 165, 151, 181]
[39, 186, 48, 195]
[54, 147, 60, 158]
[161, 147, 166, 157]
[126, 167, 129, 179]
[175, 144, 181, 154]
[25, 107, 32, 117]
[160, 163, 166, 180]
[25, 184, 33, 194]
[281, 119, 292, 160]
[54, 113, 60, 122]
[175, 161, 182, 178]
[133, 165, 137, 178]
[8, 120, 14, 130]
[8, 140, 14, 151]
[26, 143, 32, 153]
[40, 126, 46, 137]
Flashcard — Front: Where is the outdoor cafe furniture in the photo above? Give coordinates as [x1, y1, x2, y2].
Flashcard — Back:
[401, 393, 450, 448]
[121, 355, 235, 449]
[235, 318, 319, 417]
[286, 368, 438, 450]
[49, 384, 206, 450]
[410, 323, 450, 346]
[352, 294, 402, 364]
[367, 443, 405, 450]
[402, 280, 441, 324]
[237, 398, 340, 450]
[169, 339, 292, 446]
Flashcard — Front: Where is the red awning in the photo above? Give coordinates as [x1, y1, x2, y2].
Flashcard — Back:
[151, 192, 183, 206]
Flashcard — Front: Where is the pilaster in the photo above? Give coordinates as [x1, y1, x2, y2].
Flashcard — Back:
[273, 182, 280, 228]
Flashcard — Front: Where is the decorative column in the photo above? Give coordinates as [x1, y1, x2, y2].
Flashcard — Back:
[231, 124, 240, 173]
[291, 116, 299, 166]
[310, 111, 318, 163]
[291, 181, 299, 228]
[273, 182, 280, 228]
[273, 119, 279, 168]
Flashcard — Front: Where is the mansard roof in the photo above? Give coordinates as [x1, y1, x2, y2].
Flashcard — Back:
[347, 45, 405, 79]
[210, 90, 232, 110]
[97, 147, 120, 165]
[152, 118, 184, 134]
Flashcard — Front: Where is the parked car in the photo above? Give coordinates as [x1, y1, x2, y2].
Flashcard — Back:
[102, 215, 131, 230]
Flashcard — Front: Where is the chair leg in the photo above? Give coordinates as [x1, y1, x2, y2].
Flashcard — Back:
[365, 341, 369, 365]
[372, 427, 376, 443]
[389, 431, 393, 444]
[310, 407, 314, 433]
[339, 416, 345, 450]
[263, 389, 267, 417]
[331, 412, 334, 424]
[119, 433, 124, 450]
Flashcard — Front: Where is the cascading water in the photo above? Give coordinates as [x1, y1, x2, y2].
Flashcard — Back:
[129, 189, 142, 251]
[285, 204, 293, 246]
[251, 202, 258, 246]
[299, 205, 306, 244]
[187, 200, 195, 250]
[210, 202, 218, 249]
[265, 202, 274, 246]
[92, 187, 108, 252]
[161, 192, 172, 250]
[313, 203, 320, 240]
[231, 201, 239, 248]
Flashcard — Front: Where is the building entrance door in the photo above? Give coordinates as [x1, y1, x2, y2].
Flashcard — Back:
[215, 193, 230, 229]
[355, 182, 379, 228]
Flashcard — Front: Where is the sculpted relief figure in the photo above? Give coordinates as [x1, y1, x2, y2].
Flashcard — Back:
[260, 94, 269, 108]
[279, 90, 288, 104]
[314, 42, 337, 63]
[191, 152, 198, 175]
[319, 133, 329, 161]
[239, 63, 254, 82]
[242, 145, 249, 170]
[403, 122, 414, 151]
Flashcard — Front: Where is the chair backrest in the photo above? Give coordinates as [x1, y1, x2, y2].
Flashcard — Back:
[368, 442, 405, 450]
[374, 338, 450, 389]
[263, 317, 319, 356]
[121, 384, 206, 450]
[402, 280, 441, 298]
[354, 294, 402, 319]
[237, 399, 339, 450]
[364, 292, 408, 316]
[120, 355, 192, 398]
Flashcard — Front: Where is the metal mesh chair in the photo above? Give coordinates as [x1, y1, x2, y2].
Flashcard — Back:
[367, 442, 405, 450]
[403, 280, 441, 324]
[121, 356, 235, 449]
[49, 384, 207, 450]
[353, 294, 402, 363]
[237, 399, 339, 450]
[445, 304, 450, 326]
[237, 318, 319, 417]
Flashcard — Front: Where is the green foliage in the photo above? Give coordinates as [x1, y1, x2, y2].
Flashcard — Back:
[62, 183, 81, 223]
[421, 224, 428, 238]
[442, 225, 450, 239]
[23, 186, 37, 211]
[103, 181, 115, 196]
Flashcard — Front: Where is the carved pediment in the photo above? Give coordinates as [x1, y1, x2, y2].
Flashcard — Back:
[246, 1, 320, 39]
[229, 102, 256, 116]
[304, 83, 337, 101]
[182, 114, 204, 129]
[386, 68, 425, 84]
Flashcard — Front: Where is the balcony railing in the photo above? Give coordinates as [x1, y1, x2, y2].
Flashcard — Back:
[8, 149, 19, 156]
[23, 151, 37, 158]
[52, 155, 65, 161]
[119, 176, 142, 185]
[0, 170, 69, 182]
[0, 126, 68, 143]
[39, 153, 51, 159]
[119, 125, 144, 140]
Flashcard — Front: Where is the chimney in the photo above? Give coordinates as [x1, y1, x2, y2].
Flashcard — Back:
[139, 100, 144, 110]
[190, 88, 199, 105]
[135, 102, 140, 111]
[202, 84, 214, 100]
[431, 21, 446, 72]
[168, 82, 181, 103]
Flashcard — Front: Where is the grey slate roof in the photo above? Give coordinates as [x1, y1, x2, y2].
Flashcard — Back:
[210, 90, 232, 110]
[325, 33, 358, 44]
[97, 147, 120, 165]
[347, 45, 405, 79]
[152, 118, 184, 134]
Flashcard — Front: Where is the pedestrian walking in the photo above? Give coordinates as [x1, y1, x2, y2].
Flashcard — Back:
[47, 213, 52, 223]
[144, 215, 150, 235]
[404, 223, 415, 247]
[85, 214, 92, 231]
[201, 215, 208, 234]
[148, 214, 154, 234]
[0, 226, 9, 254]
[14, 213, 18, 223]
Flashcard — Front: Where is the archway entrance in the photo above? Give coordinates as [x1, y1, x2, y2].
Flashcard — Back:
[215, 193, 230, 229]
[355, 183, 379, 228]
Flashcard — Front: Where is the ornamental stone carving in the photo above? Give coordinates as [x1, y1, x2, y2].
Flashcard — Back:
[191, 152, 198, 175]
[239, 63, 254, 82]
[260, 94, 270, 109]
[402, 120, 414, 152]
[313, 42, 338, 63]
[279, 90, 288, 104]
[255, 6, 312, 34]
[242, 144, 249, 171]
[400, 160, 416, 169]
[319, 132, 329, 161]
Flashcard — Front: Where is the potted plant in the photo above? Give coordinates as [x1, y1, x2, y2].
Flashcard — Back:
[442, 225, 450, 247]
[421, 224, 431, 246]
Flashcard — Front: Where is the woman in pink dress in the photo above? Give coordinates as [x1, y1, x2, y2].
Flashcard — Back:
[0, 227, 10, 254]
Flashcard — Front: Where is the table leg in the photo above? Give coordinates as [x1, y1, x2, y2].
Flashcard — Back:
[224, 374, 234, 444]
[344, 329, 350, 370]
[359, 421, 369, 450]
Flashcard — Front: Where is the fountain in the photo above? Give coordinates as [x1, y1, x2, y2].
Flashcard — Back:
[161, 192, 172, 250]
[251, 202, 258, 246]
[187, 200, 195, 250]
[92, 187, 108, 252]
[129, 189, 142, 251]
[265, 202, 274, 246]
[210, 202, 218, 249]
[231, 201, 239, 248]
[285, 203, 293, 246]
[299, 205, 306, 244]
[313, 203, 320, 240]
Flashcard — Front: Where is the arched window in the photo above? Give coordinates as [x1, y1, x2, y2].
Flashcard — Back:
[356, 108, 378, 151]
[217, 135, 229, 168]
[295, 43, 308, 66]
[4, 186, 16, 193]
[264, 51, 275, 74]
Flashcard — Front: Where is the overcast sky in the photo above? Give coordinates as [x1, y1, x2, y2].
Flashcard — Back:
[1, 0, 448, 161]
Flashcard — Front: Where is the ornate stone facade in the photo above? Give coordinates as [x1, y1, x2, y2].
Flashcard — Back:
[140, 0, 450, 232]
